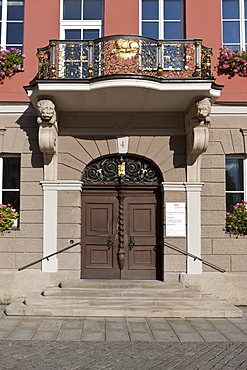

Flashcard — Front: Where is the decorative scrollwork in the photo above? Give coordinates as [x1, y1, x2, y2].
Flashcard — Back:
[37, 37, 212, 80]
[83, 156, 161, 184]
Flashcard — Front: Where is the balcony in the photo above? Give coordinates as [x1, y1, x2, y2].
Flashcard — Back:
[26, 35, 222, 112]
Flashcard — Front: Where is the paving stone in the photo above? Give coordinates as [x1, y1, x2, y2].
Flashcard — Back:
[7, 329, 36, 340]
[61, 318, 85, 330]
[31, 331, 58, 340]
[36, 318, 63, 332]
[106, 329, 130, 341]
[209, 319, 247, 341]
[151, 330, 179, 342]
[80, 331, 105, 341]
[83, 317, 105, 332]
[56, 328, 82, 341]
[0, 330, 12, 339]
[0, 318, 21, 330]
[129, 332, 155, 341]
[16, 318, 43, 329]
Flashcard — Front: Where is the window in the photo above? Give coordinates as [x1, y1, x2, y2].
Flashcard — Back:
[222, 0, 247, 50]
[0, 156, 20, 227]
[141, 0, 184, 39]
[225, 157, 247, 211]
[0, 0, 24, 51]
[60, 0, 103, 40]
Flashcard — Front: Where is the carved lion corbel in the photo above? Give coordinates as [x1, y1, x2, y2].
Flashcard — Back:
[37, 99, 58, 154]
[185, 98, 211, 181]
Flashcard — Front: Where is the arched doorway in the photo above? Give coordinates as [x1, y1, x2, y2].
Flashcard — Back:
[81, 155, 163, 280]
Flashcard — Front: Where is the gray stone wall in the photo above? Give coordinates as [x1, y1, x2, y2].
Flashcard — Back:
[0, 111, 43, 272]
[201, 114, 247, 273]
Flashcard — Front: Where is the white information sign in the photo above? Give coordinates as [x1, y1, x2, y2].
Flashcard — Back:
[166, 202, 186, 237]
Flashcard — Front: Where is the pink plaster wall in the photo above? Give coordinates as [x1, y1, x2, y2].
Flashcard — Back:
[104, 0, 139, 36]
[186, 0, 246, 102]
[0, 0, 60, 102]
[1, 0, 246, 103]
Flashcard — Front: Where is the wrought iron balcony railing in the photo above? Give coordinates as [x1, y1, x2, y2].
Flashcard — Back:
[36, 35, 212, 81]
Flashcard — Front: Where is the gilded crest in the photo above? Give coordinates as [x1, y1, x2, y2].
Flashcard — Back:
[111, 39, 139, 60]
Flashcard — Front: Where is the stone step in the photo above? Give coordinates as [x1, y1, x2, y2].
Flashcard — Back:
[5, 298, 243, 318]
[43, 287, 202, 299]
[24, 292, 221, 308]
[60, 279, 183, 290]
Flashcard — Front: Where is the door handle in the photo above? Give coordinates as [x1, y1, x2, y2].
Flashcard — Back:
[128, 236, 135, 250]
[107, 236, 114, 250]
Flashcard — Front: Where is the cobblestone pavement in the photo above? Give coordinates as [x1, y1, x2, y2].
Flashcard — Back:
[1, 341, 247, 369]
[0, 306, 247, 369]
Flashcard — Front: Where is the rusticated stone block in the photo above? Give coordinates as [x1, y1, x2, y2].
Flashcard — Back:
[128, 136, 140, 154]
[57, 223, 81, 239]
[25, 239, 43, 253]
[201, 225, 226, 238]
[58, 191, 81, 207]
[77, 138, 100, 160]
[21, 195, 43, 210]
[201, 169, 225, 183]
[201, 210, 226, 225]
[58, 252, 80, 270]
[202, 255, 231, 272]
[15, 253, 42, 270]
[164, 255, 186, 272]
[201, 154, 225, 169]
[201, 239, 212, 254]
[213, 238, 247, 255]
[0, 253, 15, 269]
[58, 206, 81, 224]
[58, 163, 82, 180]
[201, 196, 225, 211]
[210, 129, 234, 154]
[21, 210, 43, 224]
[231, 255, 247, 272]
[205, 141, 224, 155]
[202, 183, 225, 196]
[136, 136, 154, 156]
[146, 136, 169, 159]
[95, 139, 109, 156]
[0, 238, 25, 253]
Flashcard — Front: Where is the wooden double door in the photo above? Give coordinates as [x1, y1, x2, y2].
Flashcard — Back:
[81, 187, 162, 280]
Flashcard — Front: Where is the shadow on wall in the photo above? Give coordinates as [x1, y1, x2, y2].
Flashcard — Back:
[16, 105, 43, 169]
[169, 135, 186, 169]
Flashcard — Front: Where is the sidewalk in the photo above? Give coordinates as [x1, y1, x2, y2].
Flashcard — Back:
[1, 305, 247, 342]
[1, 306, 247, 369]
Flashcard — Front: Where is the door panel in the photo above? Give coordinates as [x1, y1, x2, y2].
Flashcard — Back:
[122, 193, 157, 279]
[81, 188, 160, 280]
[81, 192, 119, 279]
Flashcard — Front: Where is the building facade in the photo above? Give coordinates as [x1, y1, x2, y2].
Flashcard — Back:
[0, 0, 247, 304]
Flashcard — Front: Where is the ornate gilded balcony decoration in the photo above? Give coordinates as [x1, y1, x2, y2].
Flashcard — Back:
[36, 36, 212, 80]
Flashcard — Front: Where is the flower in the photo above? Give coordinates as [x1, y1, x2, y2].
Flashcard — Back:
[0, 204, 19, 233]
[216, 47, 247, 77]
[0, 48, 24, 83]
[225, 202, 247, 237]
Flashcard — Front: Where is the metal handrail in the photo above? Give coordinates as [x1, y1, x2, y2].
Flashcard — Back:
[18, 240, 81, 271]
[163, 241, 225, 273]
[18, 239, 225, 273]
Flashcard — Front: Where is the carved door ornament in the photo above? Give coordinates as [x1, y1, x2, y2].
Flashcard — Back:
[83, 155, 161, 184]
